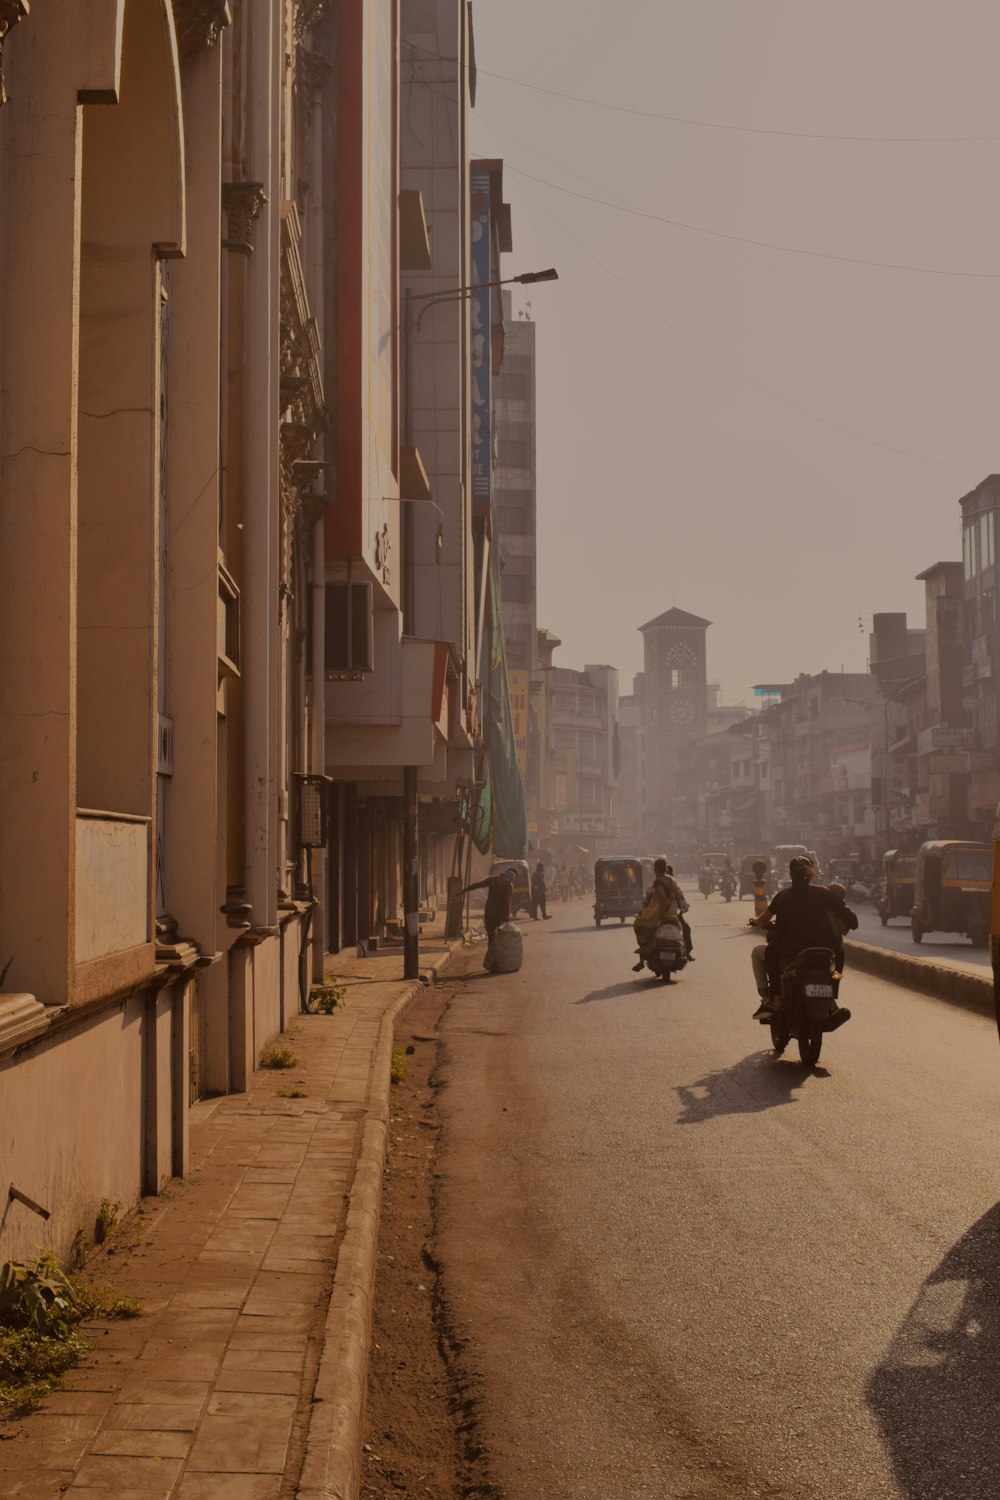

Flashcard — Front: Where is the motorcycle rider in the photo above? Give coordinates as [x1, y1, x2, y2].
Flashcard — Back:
[749, 856, 854, 1021]
[632, 857, 687, 971]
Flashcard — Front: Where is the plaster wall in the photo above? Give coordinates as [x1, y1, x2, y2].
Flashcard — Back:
[75, 815, 150, 962]
[0, 980, 186, 1266]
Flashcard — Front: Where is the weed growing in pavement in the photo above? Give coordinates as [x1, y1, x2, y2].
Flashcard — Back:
[390, 1045, 408, 1085]
[276, 1087, 308, 1099]
[309, 976, 347, 1014]
[69, 1229, 91, 1270]
[260, 1044, 300, 1069]
[0, 1252, 142, 1415]
[0, 1326, 90, 1413]
[95, 1197, 122, 1245]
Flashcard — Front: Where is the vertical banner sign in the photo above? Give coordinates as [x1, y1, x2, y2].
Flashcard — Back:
[470, 170, 492, 509]
[508, 669, 529, 778]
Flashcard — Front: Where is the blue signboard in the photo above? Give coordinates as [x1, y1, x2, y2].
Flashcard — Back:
[470, 170, 492, 505]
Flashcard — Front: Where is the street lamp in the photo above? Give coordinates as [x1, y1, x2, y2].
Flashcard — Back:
[399, 266, 559, 980]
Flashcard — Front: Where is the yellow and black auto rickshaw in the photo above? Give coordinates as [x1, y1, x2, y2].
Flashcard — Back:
[878, 849, 916, 926]
[911, 841, 991, 946]
[489, 858, 531, 920]
[593, 856, 645, 927]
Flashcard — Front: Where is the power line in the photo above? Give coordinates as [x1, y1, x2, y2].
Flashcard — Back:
[465, 106, 1000, 329]
[510, 175, 982, 477]
[405, 40, 1000, 144]
[505, 165, 1000, 281]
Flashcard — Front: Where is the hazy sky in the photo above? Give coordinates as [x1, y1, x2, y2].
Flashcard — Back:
[470, 2, 1000, 704]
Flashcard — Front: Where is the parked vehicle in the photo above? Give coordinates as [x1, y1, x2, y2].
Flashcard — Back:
[594, 856, 645, 926]
[640, 919, 688, 983]
[761, 946, 851, 1067]
[739, 854, 770, 900]
[878, 850, 916, 926]
[489, 858, 531, 920]
[911, 841, 992, 947]
[719, 868, 737, 902]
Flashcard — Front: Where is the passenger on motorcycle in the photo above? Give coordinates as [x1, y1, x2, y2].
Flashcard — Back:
[749, 856, 854, 1021]
[632, 858, 688, 972]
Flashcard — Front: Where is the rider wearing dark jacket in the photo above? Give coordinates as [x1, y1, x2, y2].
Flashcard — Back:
[750, 857, 854, 1018]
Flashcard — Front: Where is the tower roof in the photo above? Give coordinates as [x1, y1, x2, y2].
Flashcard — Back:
[639, 607, 712, 632]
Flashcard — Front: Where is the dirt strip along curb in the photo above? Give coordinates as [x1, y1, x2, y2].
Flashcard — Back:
[297, 941, 459, 1500]
[846, 937, 995, 1019]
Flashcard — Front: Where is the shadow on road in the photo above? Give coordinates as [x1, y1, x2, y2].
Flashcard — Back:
[574, 978, 653, 1005]
[674, 1051, 825, 1124]
[867, 1201, 1000, 1498]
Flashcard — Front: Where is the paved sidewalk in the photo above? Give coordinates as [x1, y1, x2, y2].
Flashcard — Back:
[0, 925, 458, 1500]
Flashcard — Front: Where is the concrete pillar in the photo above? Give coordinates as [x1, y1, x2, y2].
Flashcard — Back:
[164, 40, 225, 956]
[0, 5, 123, 1003]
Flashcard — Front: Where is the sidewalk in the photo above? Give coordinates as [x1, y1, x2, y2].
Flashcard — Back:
[0, 923, 459, 1500]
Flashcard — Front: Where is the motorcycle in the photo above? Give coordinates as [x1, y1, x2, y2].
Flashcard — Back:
[698, 869, 716, 899]
[719, 869, 737, 903]
[640, 920, 688, 984]
[760, 946, 851, 1067]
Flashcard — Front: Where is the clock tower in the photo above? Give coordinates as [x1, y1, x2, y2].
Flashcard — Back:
[638, 607, 710, 841]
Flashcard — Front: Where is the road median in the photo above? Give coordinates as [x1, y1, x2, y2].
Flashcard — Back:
[846, 937, 994, 1019]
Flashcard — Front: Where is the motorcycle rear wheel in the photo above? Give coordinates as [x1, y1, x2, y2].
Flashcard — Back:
[797, 1028, 823, 1067]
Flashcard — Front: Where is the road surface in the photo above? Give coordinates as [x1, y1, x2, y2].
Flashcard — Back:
[435, 896, 1000, 1499]
[853, 904, 989, 973]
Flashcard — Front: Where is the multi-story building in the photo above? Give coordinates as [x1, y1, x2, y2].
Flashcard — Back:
[753, 672, 878, 859]
[959, 476, 1000, 836]
[638, 607, 711, 845]
[0, 0, 329, 1261]
[0, 0, 525, 1264]
[495, 298, 538, 674]
[534, 633, 620, 852]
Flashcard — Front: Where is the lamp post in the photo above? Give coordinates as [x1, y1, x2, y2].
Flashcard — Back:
[400, 267, 558, 979]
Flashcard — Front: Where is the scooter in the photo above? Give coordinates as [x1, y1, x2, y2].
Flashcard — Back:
[719, 869, 737, 903]
[760, 946, 851, 1066]
[640, 920, 689, 983]
[698, 870, 715, 899]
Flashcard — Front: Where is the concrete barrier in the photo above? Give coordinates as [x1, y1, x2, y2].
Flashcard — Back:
[846, 938, 995, 1020]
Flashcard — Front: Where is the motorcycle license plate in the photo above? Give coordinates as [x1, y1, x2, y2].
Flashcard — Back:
[804, 983, 833, 998]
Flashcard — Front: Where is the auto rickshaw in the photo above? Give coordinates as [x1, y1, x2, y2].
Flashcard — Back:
[489, 858, 531, 920]
[739, 854, 770, 900]
[593, 856, 644, 926]
[878, 849, 916, 926]
[911, 841, 992, 946]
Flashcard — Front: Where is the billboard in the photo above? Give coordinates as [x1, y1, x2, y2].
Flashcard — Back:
[508, 669, 529, 779]
[470, 170, 492, 506]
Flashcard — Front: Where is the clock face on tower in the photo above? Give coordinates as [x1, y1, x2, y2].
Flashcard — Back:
[669, 699, 695, 725]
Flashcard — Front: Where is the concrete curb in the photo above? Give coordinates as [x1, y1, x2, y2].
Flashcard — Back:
[297, 941, 461, 1500]
[845, 937, 994, 1019]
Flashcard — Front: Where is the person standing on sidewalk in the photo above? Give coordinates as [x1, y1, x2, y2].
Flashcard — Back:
[530, 862, 551, 920]
[462, 868, 515, 942]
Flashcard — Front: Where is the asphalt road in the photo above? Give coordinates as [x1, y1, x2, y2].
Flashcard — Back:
[852, 905, 990, 973]
[436, 896, 1000, 1500]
